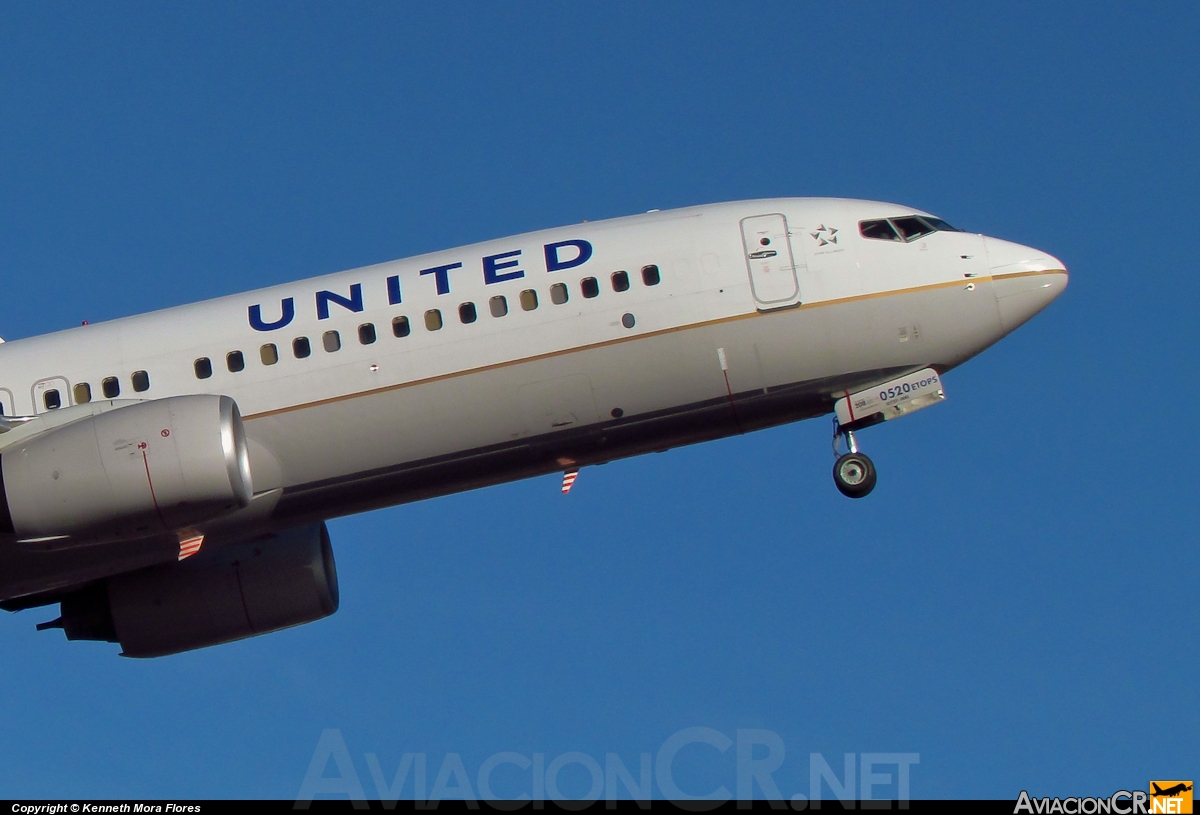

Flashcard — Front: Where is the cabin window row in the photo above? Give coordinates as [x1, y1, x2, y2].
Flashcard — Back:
[191, 265, 662, 379]
[402, 265, 660, 332]
[195, 325, 375, 378]
[39, 371, 151, 410]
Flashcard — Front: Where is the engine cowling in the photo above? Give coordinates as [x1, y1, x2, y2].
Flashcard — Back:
[49, 521, 339, 657]
[0, 395, 252, 541]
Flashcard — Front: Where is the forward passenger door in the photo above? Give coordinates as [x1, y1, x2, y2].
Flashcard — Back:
[740, 214, 803, 311]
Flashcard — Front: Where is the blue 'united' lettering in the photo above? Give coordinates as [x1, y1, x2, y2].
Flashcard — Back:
[420, 262, 462, 295]
[545, 239, 592, 272]
[249, 298, 295, 332]
[483, 250, 524, 284]
[246, 238, 594, 330]
[316, 284, 364, 320]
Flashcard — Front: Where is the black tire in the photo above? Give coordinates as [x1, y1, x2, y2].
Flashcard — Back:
[833, 452, 877, 498]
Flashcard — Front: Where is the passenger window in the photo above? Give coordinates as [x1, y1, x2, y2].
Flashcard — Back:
[194, 357, 213, 379]
[260, 343, 279, 365]
[611, 271, 630, 292]
[131, 371, 150, 392]
[425, 309, 443, 331]
[550, 283, 569, 305]
[581, 277, 600, 299]
[859, 220, 902, 241]
[358, 323, 377, 345]
[891, 216, 935, 241]
[459, 302, 477, 324]
[520, 289, 538, 311]
[323, 330, 341, 352]
[43, 389, 61, 410]
[73, 383, 92, 404]
[392, 316, 411, 338]
[489, 296, 508, 318]
[102, 377, 120, 398]
[293, 337, 312, 359]
[227, 351, 245, 372]
[641, 265, 661, 286]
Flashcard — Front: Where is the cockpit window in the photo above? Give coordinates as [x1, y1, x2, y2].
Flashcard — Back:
[922, 216, 958, 232]
[860, 219, 902, 241]
[860, 215, 962, 243]
[891, 216, 935, 241]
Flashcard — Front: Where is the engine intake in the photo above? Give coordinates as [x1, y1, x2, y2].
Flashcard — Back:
[44, 521, 339, 657]
[0, 394, 252, 541]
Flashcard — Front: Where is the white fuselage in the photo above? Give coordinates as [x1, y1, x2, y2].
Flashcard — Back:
[0, 198, 1067, 600]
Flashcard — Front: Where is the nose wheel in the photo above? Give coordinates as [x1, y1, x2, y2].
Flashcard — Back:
[832, 422, 877, 498]
[833, 452, 876, 498]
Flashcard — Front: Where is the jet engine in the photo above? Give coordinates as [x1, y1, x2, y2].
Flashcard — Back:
[0, 394, 252, 541]
[40, 521, 339, 657]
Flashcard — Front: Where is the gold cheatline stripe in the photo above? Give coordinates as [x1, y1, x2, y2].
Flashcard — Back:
[992, 269, 1068, 280]
[244, 271, 1063, 421]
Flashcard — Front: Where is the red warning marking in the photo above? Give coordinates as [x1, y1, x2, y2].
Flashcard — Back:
[141, 448, 167, 529]
[561, 469, 579, 494]
[137, 442, 147, 450]
[161, 429, 170, 437]
[177, 533, 204, 561]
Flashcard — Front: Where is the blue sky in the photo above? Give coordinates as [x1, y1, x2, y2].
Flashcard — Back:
[0, 1, 1196, 802]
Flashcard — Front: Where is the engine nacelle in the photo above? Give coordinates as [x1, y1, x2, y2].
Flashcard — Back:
[49, 521, 339, 657]
[0, 395, 252, 541]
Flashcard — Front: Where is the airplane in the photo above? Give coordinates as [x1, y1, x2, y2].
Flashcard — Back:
[1151, 783, 1193, 797]
[0, 197, 1067, 657]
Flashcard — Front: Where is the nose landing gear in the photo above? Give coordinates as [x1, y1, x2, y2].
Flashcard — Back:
[832, 422, 877, 499]
[828, 368, 950, 498]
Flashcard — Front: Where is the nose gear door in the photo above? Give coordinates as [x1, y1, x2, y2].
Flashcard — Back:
[741, 213, 803, 311]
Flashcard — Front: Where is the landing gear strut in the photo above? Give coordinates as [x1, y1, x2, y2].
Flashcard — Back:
[832, 421, 877, 499]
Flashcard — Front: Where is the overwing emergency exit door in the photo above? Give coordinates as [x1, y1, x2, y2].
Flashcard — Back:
[741, 213, 803, 310]
[32, 377, 70, 413]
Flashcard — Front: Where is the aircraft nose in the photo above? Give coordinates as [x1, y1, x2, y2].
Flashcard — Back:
[984, 237, 1069, 333]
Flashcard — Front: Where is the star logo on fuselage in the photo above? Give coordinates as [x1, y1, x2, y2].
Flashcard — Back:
[811, 224, 838, 246]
